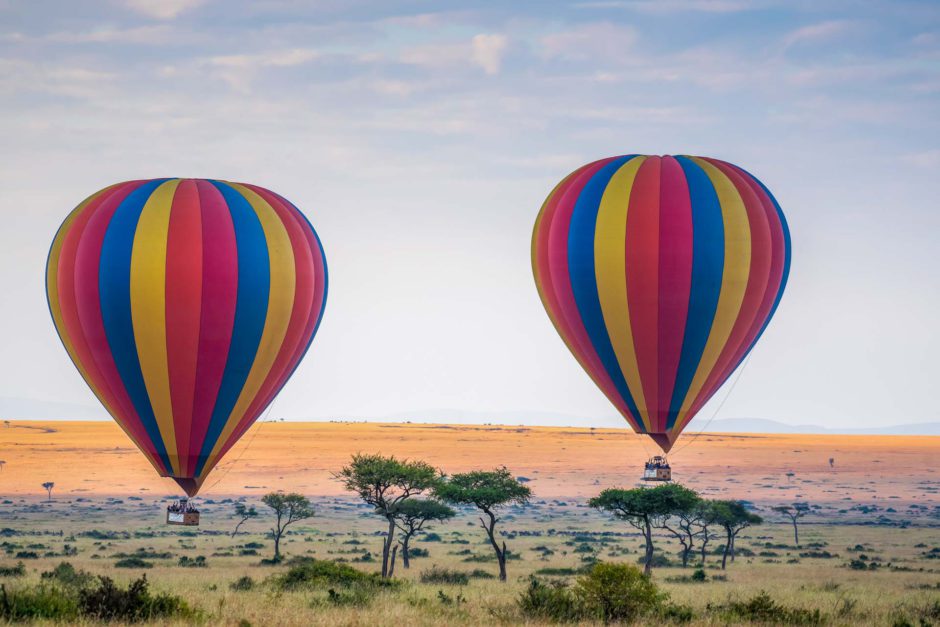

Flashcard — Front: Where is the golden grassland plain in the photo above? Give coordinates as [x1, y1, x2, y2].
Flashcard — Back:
[0, 421, 938, 625]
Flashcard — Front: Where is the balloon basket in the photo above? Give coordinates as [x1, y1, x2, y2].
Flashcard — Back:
[642, 456, 672, 482]
[166, 498, 200, 526]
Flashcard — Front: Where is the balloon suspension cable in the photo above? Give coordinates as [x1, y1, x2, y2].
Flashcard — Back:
[201, 398, 279, 494]
[670, 352, 754, 457]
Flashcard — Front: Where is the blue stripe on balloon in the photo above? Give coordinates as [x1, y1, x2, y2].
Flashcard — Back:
[567, 155, 647, 433]
[99, 179, 173, 472]
[194, 181, 270, 476]
[666, 157, 725, 430]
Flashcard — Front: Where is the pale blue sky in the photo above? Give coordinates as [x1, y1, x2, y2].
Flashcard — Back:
[1, 0, 938, 430]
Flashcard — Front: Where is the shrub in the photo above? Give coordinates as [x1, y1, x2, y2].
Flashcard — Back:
[420, 566, 469, 585]
[469, 568, 496, 579]
[114, 557, 153, 569]
[41, 562, 94, 588]
[0, 562, 26, 577]
[517, 579, 583, 622]
[270, 558, 397, 591]
[713, 591, 823, 625]
[575, 563, 666, 623]
[14, 551, 39, 560]
[177, 556, 207, 568]
[79, 575, 194, 621]
[0, 585, 78, 620]
[230, 576, 255, 591]
[409, 547, 430, 558]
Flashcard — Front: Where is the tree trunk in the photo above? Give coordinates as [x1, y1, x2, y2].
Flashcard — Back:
[730, 534, 736, 562]
[388, 545, 398, 577]
[643, 520, 654, 576]
[497, 541, 507, 581]
[401, 535, 411, 569]
[721, 533, 731, 570]
[381, 517, 396, 578]
[273, 533, 281, 561]
[792, 519, 799, 546]
[700, 531, 709, 566]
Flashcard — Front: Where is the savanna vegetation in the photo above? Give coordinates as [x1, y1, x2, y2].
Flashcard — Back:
[0, 452, 937, 625]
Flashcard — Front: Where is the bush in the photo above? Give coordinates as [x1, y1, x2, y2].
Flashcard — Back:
[270, 558, 397, 591]
[41, 562, 94, 588]
[114, 557, 153, 569]
[518, 563, 667, 623]
[713, 591, 823, 625]
[575, 563, 666, 623]
[0, 562, 26, 577]
[177, 556, 207, 568]
[408, 547, 430, 558]
[469, 568, 496, 579]
[517, 579, 583, 622]
[420, 566, 469, 585]
[79, 575, 194, 621]
[0, 585, 78, 620]
[230, 576, 255, 592]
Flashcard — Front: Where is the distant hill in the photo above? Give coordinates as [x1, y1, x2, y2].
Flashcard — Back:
[697, 417, 940, 436]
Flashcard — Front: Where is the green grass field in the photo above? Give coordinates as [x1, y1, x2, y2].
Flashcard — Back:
[1, 495, 938, 625]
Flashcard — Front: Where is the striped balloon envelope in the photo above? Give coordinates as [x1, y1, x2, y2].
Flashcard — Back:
[532, 155, 790, 452]
[46, 179, 328, 496]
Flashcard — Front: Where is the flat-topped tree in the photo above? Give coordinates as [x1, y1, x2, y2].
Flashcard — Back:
[773, 502, 810, 546]
[42, 481, 54, 502]
[336, 454, 442, 577]
[590, 483, 699, 575]
[656, 486, 704, 567]
[231, 502, 259, 538]
[261, 492, 314, 562]
[710, 500, 762, 569]
[391, 498, 455, 570]
[435, 467, 531, 582]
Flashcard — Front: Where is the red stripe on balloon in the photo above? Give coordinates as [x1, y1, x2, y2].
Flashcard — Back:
[165, 180, 203, 477]
[55, 184, 159, 469]
[541, 158, 643, 429]
[213, 185, 316, 461]
[685, 159, 774, 421]
[625, 157, 662, 430]
[71, 181, 167, 471]
[187, 180, 238, 471]
[656, 156, 693, 433]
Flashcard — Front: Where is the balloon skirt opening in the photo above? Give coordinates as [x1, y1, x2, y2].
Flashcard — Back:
[173, 478, 202, 498]
[647, 433, 673, 453]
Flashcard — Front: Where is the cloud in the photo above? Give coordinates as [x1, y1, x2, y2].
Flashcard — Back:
[781, 20, 854, 50]
[120, 0, 207, 20]
[471, 34, 508, 75]
[901, 149, 940, 169]
[401, 33, 508, 75]
[573, 0, 755, 13]
[540, 22, 636, 60]
[204, 48, 320, 91]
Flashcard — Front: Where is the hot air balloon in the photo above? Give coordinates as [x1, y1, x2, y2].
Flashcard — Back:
[46, 179, 327, 514]
[532, 155, 790, 461]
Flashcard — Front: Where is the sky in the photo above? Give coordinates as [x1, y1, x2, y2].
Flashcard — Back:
[1, 0, 938, 431]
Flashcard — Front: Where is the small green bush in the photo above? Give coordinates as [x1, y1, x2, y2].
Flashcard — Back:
[114, 557, 153, 569]
[517, 579, 583, 622]
[79, 575, 194, 621]
[0, 562, 26, 577]
[713, 591, 823, 625]
[270, 558, 398, 591]
[177, 556, 207, 568]
[408, 547, 430, 558]
[0, 584, 78, 620]
[41, 562, 94, 588]
[230, 576, 255, 592]
[420, 566, 469, 585]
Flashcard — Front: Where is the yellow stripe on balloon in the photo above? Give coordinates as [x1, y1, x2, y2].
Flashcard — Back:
[674, 157, 751, 432]
[130, 179, 181, 475]
[49, 185, 166, 474]
[202, 182, 296, 476]
[594, 156, 651, 431]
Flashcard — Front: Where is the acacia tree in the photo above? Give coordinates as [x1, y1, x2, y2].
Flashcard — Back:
[0, 460, 5, 472]
[436, 467, 531, 582]
[711, 500, 762, 569]
[336, 454, 441, 577]
[695, 501, 720, 566]
[391, 498, 455, 570]
[231, 502, 259, 537]
[42, 481, 54, 501]
[656, 487, 704, 567]
[261, 492, 314, 562]
[772, 502, 810, 546]
[590, 483, 699, 575]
